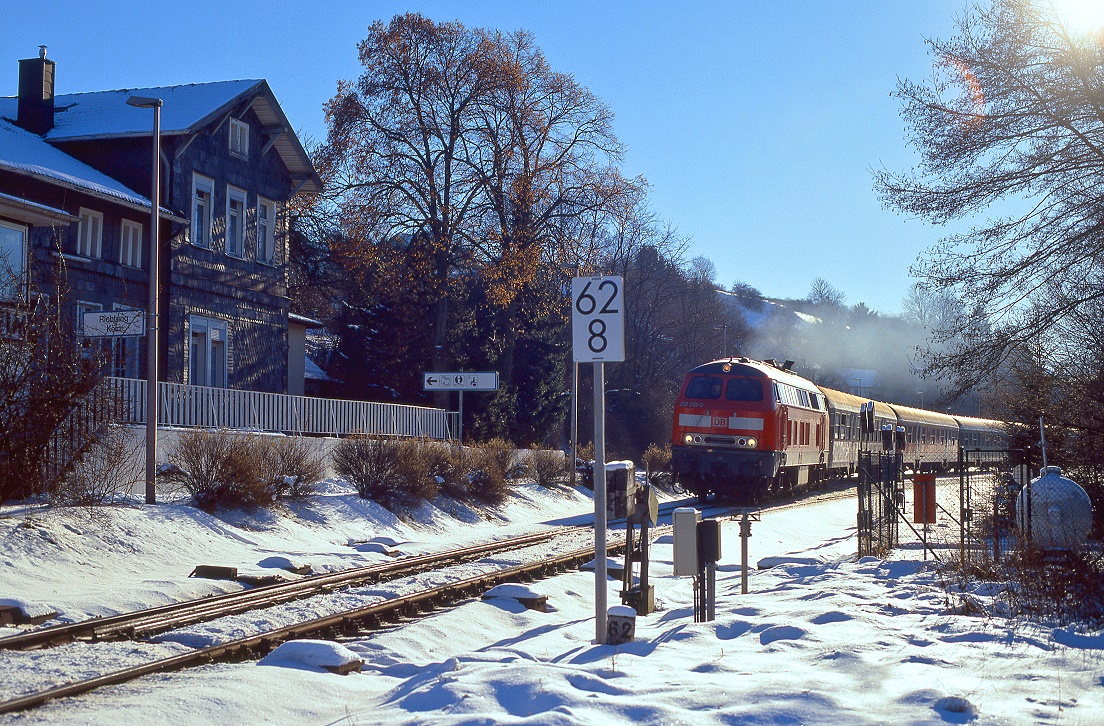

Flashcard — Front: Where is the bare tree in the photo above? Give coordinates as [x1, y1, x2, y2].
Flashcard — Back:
[807, 277, 846, 307]
[320, 14, 493, 380]
[464, 28, 627, 402]
[875, 0, 1104, 396]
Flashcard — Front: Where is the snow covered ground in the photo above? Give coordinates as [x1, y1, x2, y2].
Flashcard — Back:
[2, 481, 1103, 724]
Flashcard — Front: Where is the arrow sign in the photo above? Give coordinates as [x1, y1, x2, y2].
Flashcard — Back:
[422, 372, 498, 391]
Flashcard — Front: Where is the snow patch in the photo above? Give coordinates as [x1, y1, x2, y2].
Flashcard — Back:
[257, 639, 363, 674]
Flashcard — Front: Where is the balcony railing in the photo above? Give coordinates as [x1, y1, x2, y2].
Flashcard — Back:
[105, 377, 458, 440]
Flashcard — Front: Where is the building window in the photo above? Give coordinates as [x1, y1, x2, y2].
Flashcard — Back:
[111, 304, 140, 378]
[192, 174, 214, 248]
[120, 219, 143, 268]
[229, 118, 249, 158]
[77, 208, 103, 258]
[257, 197, 274, 264]
[226, 186, 246, 258]
[189, 315, 228, 388]
[0, 220, 26, 300]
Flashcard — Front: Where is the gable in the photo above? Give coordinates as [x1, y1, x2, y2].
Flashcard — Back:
[0, 79, 319, 193]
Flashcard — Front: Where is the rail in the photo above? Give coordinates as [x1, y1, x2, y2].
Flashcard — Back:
[104, 377, 458, 439]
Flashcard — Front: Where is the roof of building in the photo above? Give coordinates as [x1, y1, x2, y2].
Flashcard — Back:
[0, 79, 320, 193]
[289, 312, 325, 328]
[0, 118, 182, 219]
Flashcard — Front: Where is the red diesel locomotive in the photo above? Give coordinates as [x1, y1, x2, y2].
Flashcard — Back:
[670, 357, 1008, 501]
[670, 358, 827, 500]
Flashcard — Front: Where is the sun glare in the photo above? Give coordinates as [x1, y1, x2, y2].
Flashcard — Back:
[1050, 0, 1104, 32]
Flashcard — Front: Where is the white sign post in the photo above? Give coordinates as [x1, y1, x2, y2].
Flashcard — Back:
[571, 275, 624, 644]
[423, 371, 499, 445]
[82, 309, 145, 338]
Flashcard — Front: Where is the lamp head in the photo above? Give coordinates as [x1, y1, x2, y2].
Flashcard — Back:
[126, 96, 162, 108]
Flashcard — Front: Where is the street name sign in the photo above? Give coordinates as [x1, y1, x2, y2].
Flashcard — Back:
[571, 275, 624, 362]
[423, 371, 499, 391]
[83, 309, 145, 337]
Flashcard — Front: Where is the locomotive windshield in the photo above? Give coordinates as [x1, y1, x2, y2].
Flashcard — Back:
[725, 378, 763, 401]
[685, 376, 722, 399]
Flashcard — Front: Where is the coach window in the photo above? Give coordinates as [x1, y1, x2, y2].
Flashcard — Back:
[685, 376, 722, 399]
[726, 378, 763, 402]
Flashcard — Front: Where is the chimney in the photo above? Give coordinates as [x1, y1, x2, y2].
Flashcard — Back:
[17, 46, 55, 135]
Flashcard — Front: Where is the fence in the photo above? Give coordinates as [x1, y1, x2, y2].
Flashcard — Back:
[857, 447, 1025, 564]
[857, 451, 902, 557]
[104, 377, 459, 439]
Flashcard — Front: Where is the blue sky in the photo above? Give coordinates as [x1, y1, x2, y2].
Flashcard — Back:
[3, 1, 974, 314]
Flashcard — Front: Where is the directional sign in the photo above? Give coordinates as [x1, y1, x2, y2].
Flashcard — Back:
[423, 371, 499, 391]
[572, 276, 624, 363]
[82, 309, 145, 338]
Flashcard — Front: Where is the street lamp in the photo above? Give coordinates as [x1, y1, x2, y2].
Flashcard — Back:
[127, 95, 162, 505]
[917, 390, 925, 409]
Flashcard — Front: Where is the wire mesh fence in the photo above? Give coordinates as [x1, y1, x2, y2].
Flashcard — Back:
[857, 447, 1029, 564]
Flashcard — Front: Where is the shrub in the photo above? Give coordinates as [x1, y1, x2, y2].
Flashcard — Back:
[465, 438, 517, 503]
[258, 436, 326, 500]
[642, 442, 674, 490]
[332, 435, 403, 506]
[159, 429, 274, 512]
[422, 443, 466, 499]
[394, 438, 441, 503]
[52, 425, 143, 506]
[528, 446, 566, 488]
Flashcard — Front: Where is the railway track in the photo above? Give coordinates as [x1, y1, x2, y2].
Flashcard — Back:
[0, 486, 854, 715]
[0, 526, 585, 652]
[0, 531, 628, 716]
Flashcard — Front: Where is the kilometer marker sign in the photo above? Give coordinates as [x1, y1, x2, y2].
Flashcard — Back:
[571, 276, 625, 362]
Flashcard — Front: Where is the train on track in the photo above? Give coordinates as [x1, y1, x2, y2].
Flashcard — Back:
[670, 357, 1007, 502]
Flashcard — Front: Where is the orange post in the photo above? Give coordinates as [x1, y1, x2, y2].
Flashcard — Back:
[913, 473, 937, 524]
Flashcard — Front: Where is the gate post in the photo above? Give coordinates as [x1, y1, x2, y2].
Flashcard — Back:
[958, 446, 966, 566]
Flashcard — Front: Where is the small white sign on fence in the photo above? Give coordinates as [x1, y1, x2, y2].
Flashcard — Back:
[83, 310, 145, 338]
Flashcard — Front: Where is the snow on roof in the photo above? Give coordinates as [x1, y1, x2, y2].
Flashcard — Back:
[0, 118, 155, 211]
[0, 80, 263, 141]
[289, 312, 325, 328]
[303, 357, 333, 381]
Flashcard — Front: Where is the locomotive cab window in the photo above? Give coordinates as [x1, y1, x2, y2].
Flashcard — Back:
[725, 378, 763, 402]
[685, 376, 722, 399]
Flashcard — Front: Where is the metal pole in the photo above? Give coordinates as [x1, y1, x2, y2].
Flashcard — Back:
[570, 361, 578, 487]
[740, 512, 750, 594]
[458, 390, 463, 447]
[1039, 416, 1048, 469]
[594, 361, 607, 643]
[143, 101, 162, 505]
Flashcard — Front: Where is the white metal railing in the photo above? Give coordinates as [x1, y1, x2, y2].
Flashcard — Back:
[105, 377, 458, 439]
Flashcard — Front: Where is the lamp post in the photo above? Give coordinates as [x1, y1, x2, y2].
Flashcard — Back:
[127, 95, 162, 505]
[917, 390, 925, 409]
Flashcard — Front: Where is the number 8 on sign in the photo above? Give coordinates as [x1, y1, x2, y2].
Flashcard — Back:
[572, 276, 625, 362]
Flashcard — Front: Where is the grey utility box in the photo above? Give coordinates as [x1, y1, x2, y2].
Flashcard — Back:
[606, 461, 638, 520]
[673, 507, 701, 576]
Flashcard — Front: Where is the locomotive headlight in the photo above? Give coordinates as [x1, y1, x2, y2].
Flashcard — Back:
[684, 434, 693, 444]
[747, 437, 757, 448]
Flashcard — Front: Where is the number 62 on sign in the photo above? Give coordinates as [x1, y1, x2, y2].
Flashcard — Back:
[571, 276, 625, 363]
